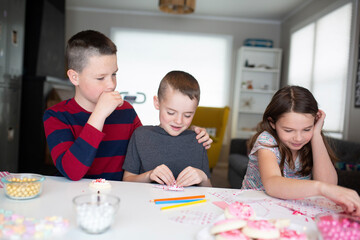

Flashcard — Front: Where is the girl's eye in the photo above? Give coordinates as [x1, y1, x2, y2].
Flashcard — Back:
[184, 115, 192, 118]
[96, 77, 104, 80]
[304, 128, 311, 132]
[167, 112, 175, 115]
[112, 73, 117, 77]
[284, 130, 292, 133]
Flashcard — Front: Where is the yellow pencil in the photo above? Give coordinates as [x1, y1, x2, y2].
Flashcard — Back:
[160, 199, 207, 210]
[151, 195, 206, 202]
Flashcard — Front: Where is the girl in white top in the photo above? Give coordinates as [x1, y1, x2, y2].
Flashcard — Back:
[242, 85, 360, 216]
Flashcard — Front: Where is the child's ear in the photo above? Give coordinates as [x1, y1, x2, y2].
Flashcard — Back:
[268, 117, 276, 129]
[153, 95, 160, 110]
[67, 69, 79, 86]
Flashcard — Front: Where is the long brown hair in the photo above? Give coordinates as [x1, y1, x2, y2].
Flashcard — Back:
[248, 85, 338, 176]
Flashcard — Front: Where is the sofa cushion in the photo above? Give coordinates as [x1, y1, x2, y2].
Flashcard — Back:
[229, 139, 248, 155]
[228, 166, 244, 189]
[228, 154, 249, 189]
[335, 162, 360, 171]
[337, 169, 360, 194]
[328, 138, 360, 164]
[229, 154, 249, 176]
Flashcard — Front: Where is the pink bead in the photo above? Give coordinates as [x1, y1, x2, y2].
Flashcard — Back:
[317, 214, 360, 240]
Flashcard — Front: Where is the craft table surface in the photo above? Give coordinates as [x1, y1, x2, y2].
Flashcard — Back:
[0, 176, 320, 239]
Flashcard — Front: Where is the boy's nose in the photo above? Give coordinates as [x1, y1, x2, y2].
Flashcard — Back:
[105, 78, 116, 90]
[174, 115, 183, 124]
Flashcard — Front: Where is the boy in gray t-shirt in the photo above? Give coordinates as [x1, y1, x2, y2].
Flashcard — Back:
[122, 71, 211, 187]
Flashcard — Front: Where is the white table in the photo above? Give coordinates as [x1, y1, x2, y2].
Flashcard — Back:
[0, 176, 320, 239]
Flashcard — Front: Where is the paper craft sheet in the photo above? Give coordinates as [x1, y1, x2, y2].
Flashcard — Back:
[268, 197, 343, 218]
[208, 189, 343, 218]
[169, 210, 217, 225]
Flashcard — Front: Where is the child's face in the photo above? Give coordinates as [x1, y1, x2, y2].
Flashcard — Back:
[70, 54, 118, 110]
[154, 88, 198, 136]
[270, 112, 315, 154]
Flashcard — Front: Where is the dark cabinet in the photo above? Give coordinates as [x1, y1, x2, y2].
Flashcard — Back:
[0, 0, 25, 172]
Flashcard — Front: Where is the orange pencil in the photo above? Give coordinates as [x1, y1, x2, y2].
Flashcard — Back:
[150, 195, 205, 202]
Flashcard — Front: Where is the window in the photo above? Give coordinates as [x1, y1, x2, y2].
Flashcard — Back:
[111, 29, 232, 125]
[288, 3, 352, 135]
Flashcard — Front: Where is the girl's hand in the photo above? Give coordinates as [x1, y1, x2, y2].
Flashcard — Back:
[320, 183, 360, 216]
[314, 109, 326, 135]
[192, 126, 213, 149]
[176, 167, 207, 187]
[149, 164, 175, 186]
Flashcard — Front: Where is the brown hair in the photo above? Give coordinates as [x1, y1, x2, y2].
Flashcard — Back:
[158, 70, 200, 104]
[248, 85, 338, 176]
[66, 30, 117, 72]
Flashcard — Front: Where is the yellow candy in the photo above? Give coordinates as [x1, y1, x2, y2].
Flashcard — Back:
[5, 181, 41, 198]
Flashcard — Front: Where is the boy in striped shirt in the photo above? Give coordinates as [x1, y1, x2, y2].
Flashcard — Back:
[43, 30, 212, 181]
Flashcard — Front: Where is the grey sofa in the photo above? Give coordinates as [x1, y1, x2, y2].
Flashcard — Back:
[228, 137, 360, 194]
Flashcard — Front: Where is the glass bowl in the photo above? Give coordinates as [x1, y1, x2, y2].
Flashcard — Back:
[315, 213, 360, 240]
[1, 173, 45, 200]
[73, 193, 120, 234]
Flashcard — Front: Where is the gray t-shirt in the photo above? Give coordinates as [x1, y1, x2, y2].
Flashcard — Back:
[123, 126, 211, 179]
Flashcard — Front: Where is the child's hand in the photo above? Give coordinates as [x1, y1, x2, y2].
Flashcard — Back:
[314, 109, 326, 135]
[192, 126, 213, 149]
[88, 91, 124, 131]
[176, 167, 207, 187]
[320, 183, 360, 216]
[95, 91, 124, 118]
[149, 164, 175, 186]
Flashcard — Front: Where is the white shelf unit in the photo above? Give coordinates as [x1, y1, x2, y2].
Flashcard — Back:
[231, 46, 282, 139]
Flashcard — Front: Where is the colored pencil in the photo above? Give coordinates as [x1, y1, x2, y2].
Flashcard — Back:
[151, 195, 205, 202]
[155, 199, 203, 205]
[160, 199, 207, 210]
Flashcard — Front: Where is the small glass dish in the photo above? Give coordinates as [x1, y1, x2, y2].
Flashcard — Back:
[73, 193, 120, 234]
[1, 173, 45, 200]
[315, 213, 360, 240]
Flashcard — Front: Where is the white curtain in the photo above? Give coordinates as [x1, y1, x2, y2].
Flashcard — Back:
[111, 29, 232, 125]
[288, 3, 352, 134]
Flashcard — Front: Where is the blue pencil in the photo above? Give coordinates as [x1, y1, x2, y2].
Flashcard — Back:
[154, 199, 203, 204]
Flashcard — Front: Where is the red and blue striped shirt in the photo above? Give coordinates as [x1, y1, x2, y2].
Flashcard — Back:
[43, 98, 142, 181]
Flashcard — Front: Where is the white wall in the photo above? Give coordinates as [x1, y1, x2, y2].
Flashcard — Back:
[65, 8, 282, 161]
[281, 0, 360, 142]
[66, 7, 281, 117]
[66, 3, 360, 143]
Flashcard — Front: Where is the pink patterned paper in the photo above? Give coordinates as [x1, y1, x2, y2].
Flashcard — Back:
[208, 189, 246, 204]
[212, 201, 229, 210]
[208, 190, 270, 217]
[270, 198, 343, 218]
[169, 209, 216, 225]
[0, 171, 10, 188]
[208, 189, 342, 219]
[153, 184, 184, 191]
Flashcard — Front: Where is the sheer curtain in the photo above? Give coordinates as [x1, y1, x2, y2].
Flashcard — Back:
[111, 29, 232, 125]
[288, 3, 352, 134]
